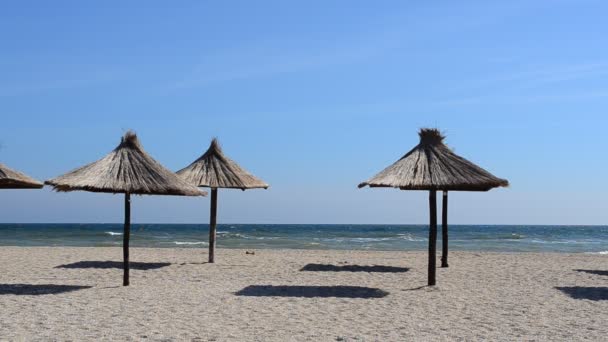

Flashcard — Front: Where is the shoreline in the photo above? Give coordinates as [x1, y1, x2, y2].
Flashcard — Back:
[1, 245, 607, 255]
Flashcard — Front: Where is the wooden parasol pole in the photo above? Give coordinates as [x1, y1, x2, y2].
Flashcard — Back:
[428, 190, 437, 286]
[208, 188, 218, 263]
[123, 192, 131, 286]
[441, 190, 449, 268]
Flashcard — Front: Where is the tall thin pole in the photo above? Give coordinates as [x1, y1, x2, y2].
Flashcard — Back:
[209, 188, 218, 263]
[123, 192, 131, 286]
[428, 190, 437, 286]
[441, 190, 449, 268]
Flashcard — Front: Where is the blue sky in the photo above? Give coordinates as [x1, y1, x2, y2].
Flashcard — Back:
[1, 0, 607, 224]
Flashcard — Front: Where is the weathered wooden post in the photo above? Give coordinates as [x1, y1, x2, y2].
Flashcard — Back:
[428, 190, 437, 286]
[123, 192, 131, 286]
[208, 188, 218, 263]
[441, 190, 449, 268]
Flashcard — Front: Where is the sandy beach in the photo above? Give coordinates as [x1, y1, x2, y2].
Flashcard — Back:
[0, 247, 606, 341]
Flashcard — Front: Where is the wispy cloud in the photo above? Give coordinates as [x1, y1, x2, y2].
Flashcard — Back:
[167, 32, 404, 90]
[458, 62, 608, 91]
[0, 70, 122, 97]
[167, 2, 553, 91]
[436, 88, 608, 107]
[428, 61, 608, 107]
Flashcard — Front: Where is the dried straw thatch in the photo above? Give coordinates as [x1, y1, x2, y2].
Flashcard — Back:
[45, 131, 206, 286]
[359, 128, 508, 286]
[0, 163, 43, 189]
[358, 128, 509, 191]
[177, 138, 268, 190]
[46, 131, 206, 196]
[177, 138, 268, 263]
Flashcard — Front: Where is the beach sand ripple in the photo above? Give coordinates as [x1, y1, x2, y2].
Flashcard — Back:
[0, 247, 606, 341]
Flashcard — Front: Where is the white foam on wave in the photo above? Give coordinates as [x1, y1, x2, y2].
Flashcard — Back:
[105, 232, 123, 236]
[217, 232, 247, 238]
[586, 251, 608, 255]
[319, 235, 426, 243]
[397, 234, 426, 242]
[174, 241, 208, 245]
[351, 237, 393, 242]
[530, 239, 602, 245]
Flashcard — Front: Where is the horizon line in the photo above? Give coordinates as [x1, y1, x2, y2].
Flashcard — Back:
[0, 222, 606, 227]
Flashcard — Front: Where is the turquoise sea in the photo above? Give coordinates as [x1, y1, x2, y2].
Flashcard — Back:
[0, 224, 607, 253]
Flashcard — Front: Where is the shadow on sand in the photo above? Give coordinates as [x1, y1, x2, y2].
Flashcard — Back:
[556, 287, 608, 301]
[235, 285, 389, 298]
[0, 284, 92, 296]
[301, 264, 409, 273]
[55, 261, 171, 270]
[574, 269, 608, 276]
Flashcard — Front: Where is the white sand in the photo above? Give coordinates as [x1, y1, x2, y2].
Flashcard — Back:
[0, 247, 606, 341]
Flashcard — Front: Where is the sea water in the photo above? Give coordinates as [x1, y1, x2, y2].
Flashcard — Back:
[0, 224, 607, 253]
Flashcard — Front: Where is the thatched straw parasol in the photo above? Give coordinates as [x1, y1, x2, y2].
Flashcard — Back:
[359, 128, 508, 286]
[46, 131, 207, 286]
[0, 163, 43, 189]
[177, 138, 268, 263]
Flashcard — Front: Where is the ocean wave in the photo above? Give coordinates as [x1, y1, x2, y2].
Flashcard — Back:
[529, 239, 601, 244]
[216, 232, 281, 240]
[396, 234, 426, 242]
[1, 223, 607, 252]
[217, 232, 248, 238]
[351, 237, 392, 242]
[319, 236, 425, 243]
[472, 233, 525, 240]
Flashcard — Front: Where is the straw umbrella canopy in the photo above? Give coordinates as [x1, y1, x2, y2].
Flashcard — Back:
[0, 163, 43, 229]
[177, 138, 268, 263]
[46, 131, 206, 286]
[0, 163, 43, 189]
[358, 128, 508, 286]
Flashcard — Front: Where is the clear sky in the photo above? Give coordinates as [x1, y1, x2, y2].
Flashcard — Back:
[1, 1, 607, 225]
